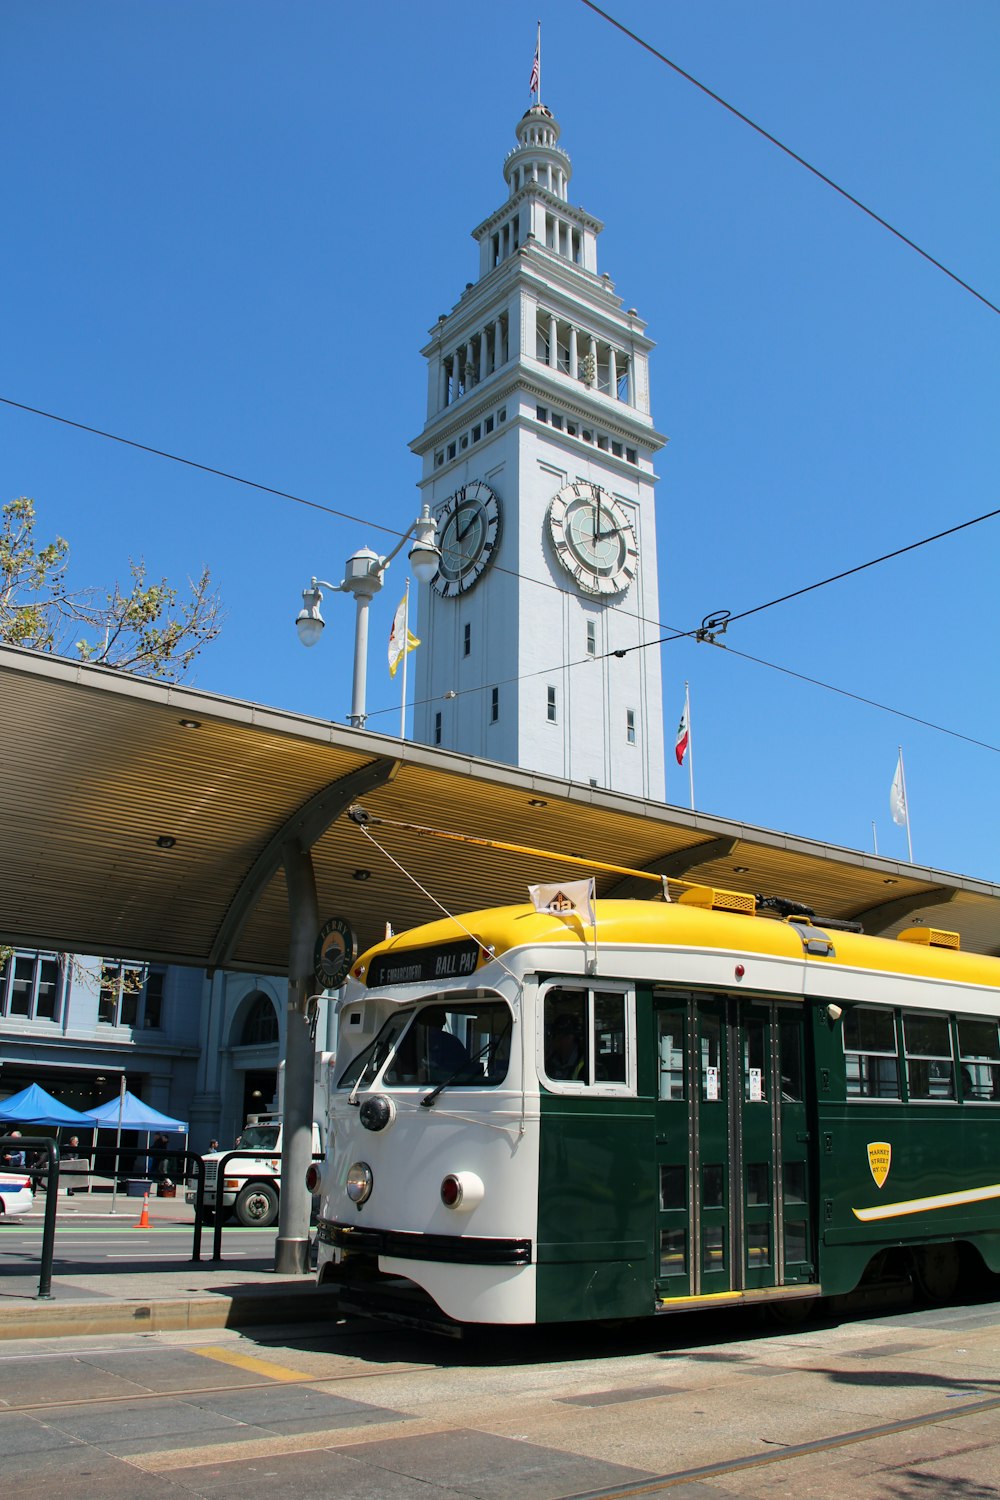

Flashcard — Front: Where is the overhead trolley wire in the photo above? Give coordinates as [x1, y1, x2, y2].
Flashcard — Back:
[577, 0, 1000, 319]
[3, 400, 998, 757]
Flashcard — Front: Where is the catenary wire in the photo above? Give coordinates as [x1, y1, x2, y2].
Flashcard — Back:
[3, 392, 996, 756]
[577, 0, 1000, 318]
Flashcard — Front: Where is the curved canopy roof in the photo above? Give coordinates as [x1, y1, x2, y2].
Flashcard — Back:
[1, 643, 998, 973]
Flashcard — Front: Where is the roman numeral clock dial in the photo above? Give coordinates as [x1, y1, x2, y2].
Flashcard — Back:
[547, 481, 638, 596]
[430, 480, 502, 598]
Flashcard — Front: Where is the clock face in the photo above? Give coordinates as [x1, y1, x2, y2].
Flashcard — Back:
[547, 482, 638, 596]
[431, 480, 502, 597]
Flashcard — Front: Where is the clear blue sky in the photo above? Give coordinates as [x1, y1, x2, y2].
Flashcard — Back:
[3, 3, 998, 884]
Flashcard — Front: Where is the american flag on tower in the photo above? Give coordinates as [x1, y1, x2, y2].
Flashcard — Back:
[529, 25, 540, 98]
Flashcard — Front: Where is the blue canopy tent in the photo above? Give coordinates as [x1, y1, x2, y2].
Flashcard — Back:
[90, 1089, 188, 1210]
[0, 1083, 98, 1183]
[0, 1082, 98, 1128]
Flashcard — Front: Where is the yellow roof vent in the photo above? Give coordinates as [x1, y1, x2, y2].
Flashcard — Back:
[678, 885, 756, 916]
[897, 926, 960, 951]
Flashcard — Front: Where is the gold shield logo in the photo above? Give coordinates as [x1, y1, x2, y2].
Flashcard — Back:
[867, 1141, 892, 1189]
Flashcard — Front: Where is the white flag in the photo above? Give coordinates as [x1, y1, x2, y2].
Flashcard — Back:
[529, 877, 596, 928]
[388, 595, 420, 678]
[890, 753, 907, 827]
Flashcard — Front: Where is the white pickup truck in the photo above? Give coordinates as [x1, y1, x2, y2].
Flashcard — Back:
[186, 1115, 324, 1227]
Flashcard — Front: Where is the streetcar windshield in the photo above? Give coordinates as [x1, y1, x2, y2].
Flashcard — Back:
[337, 1010, 413, 1090]
[384, 1000, 512, 1088]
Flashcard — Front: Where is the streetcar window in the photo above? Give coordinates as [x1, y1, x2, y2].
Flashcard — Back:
[699, 1004, 723, 1102]
[657, 1010, 685, 1100]
[542, 985, 632, 1090]
[659, 1165, 685, 1211]
[783, 1161, 807, 1204]
[746, 1163, 770, 1206]
[778, 1016, 803, 1101]
[843, 1006, 900, 1099]
[595, 991, 627, 1082]
[958, 1018, 1000, 1102]
[337, 1010, 412, 1089]
[702, 1164, 725, 1208]
[903, 1012, 955, 1101]
[383, 1000, 512, 1087]
[743, 1014, 767, 1101]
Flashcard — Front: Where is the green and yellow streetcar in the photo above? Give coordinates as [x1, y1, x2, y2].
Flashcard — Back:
[312, 881, 1000, 1329]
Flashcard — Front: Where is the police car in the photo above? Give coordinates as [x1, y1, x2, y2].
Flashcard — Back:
[0, 1171, 35, 1218]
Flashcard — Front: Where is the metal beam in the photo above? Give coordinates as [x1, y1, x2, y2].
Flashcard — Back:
[853, 887, 957, 935]
[207, 755, 399, 972]
[604, 837, 739, 899]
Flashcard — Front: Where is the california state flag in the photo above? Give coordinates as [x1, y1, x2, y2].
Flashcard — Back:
[674, 691, 690, 766]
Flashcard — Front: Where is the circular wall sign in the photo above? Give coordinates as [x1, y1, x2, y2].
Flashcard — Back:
[314, 916, 358, 988]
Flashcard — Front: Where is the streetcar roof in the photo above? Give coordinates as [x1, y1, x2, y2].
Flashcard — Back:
[351, 899, 1000, 993]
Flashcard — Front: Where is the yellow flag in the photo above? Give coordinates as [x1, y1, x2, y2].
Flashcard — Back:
[388, 596, 420, 678]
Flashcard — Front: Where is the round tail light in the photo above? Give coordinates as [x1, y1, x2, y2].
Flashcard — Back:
[440, 1171, 485, 1211]
[305, 1162, 322, 1194]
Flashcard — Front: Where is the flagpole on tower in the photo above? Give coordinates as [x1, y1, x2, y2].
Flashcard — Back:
[530, 21, 541, 103]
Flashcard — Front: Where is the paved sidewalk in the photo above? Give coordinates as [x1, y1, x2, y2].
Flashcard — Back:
[0, 1191, 338, 1341]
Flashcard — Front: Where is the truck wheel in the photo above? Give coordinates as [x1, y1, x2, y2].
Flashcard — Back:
[234, 1182, 279, 1227]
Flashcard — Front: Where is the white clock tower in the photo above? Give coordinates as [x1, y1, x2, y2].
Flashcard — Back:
[411, 103, 666, 800]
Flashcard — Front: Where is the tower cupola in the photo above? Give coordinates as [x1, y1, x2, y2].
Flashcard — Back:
[503, 103, 572, 203]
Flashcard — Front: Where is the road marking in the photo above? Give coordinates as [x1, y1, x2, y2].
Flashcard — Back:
[194, 1346, 307, 1382]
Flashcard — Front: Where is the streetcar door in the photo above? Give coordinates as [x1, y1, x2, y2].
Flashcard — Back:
[654, 993, 732, 1301]
[739, 1002, 814, 1291]
[654, 994, 814, 1303]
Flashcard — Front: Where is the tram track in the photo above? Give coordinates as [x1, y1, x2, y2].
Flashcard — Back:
[562, 1392, 1000, 1499]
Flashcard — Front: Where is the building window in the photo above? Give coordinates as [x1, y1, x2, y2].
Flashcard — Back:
[98, 962, 148, 1028]
[626, 447, 637, 465]
[490, 686, 499, 724]
[626, 708, 636, 744]
[241, 992, 279, 1046]
[586, 621, 596, 656]
[566, 421, 577, 437]
[536, 405, 548, 422]
[472, 424, 481, 443]
[547, 685, 557, 723]
[435, 451, 444, 468]
[0, 952, 62, 1022]
[498, 407, 506, 422]
[612, 440, 622, 457]
[463, 622, 471, 657]
[143, 971, 164, 1029]
[460, 435, 468, 450]
[434, 711, 442, 745]
[485, 415, 494, 434]
[447, 442, 456, 461]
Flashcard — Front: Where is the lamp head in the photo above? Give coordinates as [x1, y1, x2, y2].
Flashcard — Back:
[408, 504, 441, 585]
[296, 583, 325, 647]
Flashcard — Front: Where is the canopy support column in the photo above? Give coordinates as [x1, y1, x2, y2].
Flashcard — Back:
[275, 838, 319, 1274]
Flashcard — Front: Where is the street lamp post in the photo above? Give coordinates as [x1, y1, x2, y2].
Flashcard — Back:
[295, 504, 439, 728]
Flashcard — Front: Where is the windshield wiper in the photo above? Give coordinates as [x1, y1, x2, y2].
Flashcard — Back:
[420, 1021, 512, 1108]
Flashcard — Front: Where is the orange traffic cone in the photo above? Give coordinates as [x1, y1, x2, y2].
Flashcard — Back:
[134, 1191, 151, 1228]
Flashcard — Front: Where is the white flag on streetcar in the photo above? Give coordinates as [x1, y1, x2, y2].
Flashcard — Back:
[529, 877, 596, 928]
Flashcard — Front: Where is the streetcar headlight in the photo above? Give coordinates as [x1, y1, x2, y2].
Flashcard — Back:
[346, 1161, 373, 1205]
[440, 1171, 485, 1211]
[359, 1094, 395, 1132]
